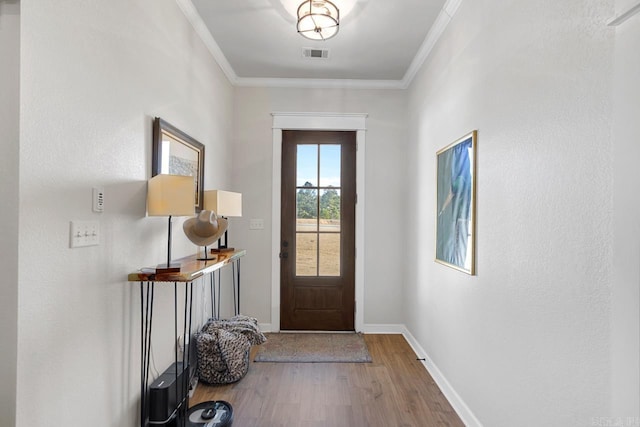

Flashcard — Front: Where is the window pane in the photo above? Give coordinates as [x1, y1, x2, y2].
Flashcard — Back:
[319, 189, 340, 232]
[297, 144, 318, 187]
[296, 233, 317, 276]
[319, 233, 340, 276]
[320, 145, 340, 187]
[296, 188, 318, 232]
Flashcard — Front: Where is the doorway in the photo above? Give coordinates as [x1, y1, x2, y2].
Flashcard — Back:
[280, 130, 356, 330]
[270, 112, 367, 332]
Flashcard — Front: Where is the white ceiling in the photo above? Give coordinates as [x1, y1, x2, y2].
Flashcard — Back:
[179, 0, 460, 88]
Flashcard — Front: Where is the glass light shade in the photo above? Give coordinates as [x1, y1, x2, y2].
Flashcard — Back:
[203, 190, 243, 217]
[147, 174, 195, 217]
[297, 0, 339, 40]
[280, 0, 355, 20]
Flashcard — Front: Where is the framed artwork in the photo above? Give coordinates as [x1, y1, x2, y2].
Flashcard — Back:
[152, 117, 205, 212]
[435, 130, 477, 275]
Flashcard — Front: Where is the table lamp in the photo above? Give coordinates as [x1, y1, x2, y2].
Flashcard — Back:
[204, 190, 242, 253]
[147, 174, 195, 273]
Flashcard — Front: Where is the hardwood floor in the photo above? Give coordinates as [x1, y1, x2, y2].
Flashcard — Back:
[190, 334, 464, 427]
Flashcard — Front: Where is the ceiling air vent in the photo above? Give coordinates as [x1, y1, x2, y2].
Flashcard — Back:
[302, 48, 330, 59]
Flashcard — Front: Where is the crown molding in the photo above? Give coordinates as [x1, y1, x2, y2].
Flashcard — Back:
[235, 77, 405, 90]
[271, 112, 368, 117]
[608, 0, 640, 26]
[175, 0, 239, 85]
[177, 0, 462, 90]
[443, 0, 463, 17]
[401, 0, 462, 89]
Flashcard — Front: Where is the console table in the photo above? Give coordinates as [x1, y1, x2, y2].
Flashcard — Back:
[129, 249, 245, 427]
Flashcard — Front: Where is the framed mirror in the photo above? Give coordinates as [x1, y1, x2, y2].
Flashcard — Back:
[435, 130, 477, 275]
[152, 117, 205, 212]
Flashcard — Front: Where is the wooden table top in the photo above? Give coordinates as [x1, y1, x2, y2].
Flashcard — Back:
[128, 249, 246, 282]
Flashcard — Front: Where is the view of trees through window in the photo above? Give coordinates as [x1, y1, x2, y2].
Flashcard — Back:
[297, 181, 340, 220]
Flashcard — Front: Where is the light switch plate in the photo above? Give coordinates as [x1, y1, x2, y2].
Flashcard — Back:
[249, 219, 264, 230]
[70, 220, 100, 248]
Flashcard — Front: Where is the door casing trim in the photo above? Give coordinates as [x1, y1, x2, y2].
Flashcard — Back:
[271, 112, 367, 332]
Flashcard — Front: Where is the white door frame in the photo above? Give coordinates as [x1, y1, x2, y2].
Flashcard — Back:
[271, 112, 367, 332]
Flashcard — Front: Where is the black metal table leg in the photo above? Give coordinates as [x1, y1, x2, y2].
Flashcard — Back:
[216, 270, 221, 319]
[237, 259, 241, 314]
[214, 273, 218, 319]
[232, 262, 237, 316]
[140, 281, 155, 427]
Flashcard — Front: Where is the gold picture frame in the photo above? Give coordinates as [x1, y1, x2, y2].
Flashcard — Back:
[435, 130, 477, 275]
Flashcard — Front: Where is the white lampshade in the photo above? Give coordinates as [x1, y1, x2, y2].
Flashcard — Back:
[204, 190, 242, 217]
[147, 174, 195, 217]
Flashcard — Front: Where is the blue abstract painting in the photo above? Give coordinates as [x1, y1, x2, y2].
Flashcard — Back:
[436, 131, 476, 274]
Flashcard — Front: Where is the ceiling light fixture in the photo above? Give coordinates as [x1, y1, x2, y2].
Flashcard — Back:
[297, 0, 340, 41]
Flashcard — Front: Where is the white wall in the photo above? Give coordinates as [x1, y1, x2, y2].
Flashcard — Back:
[231, 87, 408, 328]
[405, 0, 615, 425]
[17, 0, 233, 426]
[611, 0, 640, 419]
[0, 2, 20, 426]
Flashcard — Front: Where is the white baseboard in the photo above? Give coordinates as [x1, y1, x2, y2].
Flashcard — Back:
[258, 323, 273, 333]
[361, 323, 406, 334]
[400, 326, 482, 427]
